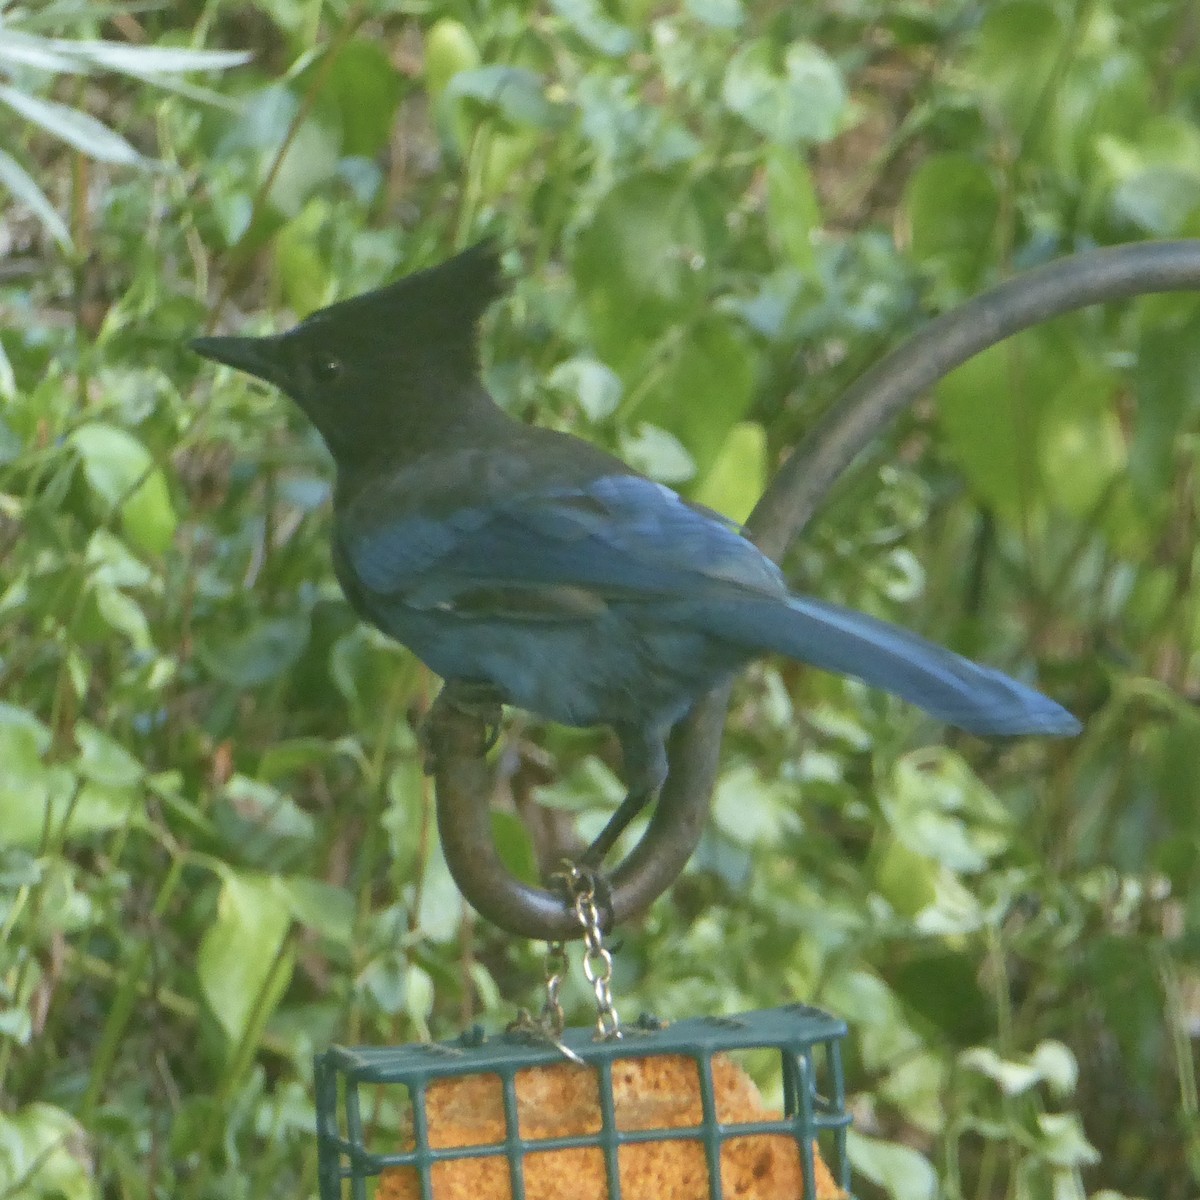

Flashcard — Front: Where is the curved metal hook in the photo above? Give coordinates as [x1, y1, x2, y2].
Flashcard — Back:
[428, 685, 729, 939]
[433, 239, 1200, 940]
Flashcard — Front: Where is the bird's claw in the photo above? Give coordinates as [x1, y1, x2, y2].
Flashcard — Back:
[420, 680, 504, 772]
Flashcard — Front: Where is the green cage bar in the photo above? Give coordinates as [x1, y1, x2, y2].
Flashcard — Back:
[315, 1003, 852, 1200]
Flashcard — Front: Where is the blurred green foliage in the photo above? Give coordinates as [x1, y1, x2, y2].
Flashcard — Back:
[2, 1, 1200, 1198]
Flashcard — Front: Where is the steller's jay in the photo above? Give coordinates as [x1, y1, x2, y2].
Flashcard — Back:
[192, 243, 1080, 864]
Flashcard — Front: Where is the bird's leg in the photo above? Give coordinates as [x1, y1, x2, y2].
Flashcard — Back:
[579, 723, 670, 866]
[421, 679, 505, 773]
[579, 788, 653, 866]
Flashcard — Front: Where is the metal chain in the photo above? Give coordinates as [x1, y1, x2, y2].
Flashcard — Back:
[507, 862, 622, 1057]
[540, 939, 569, 1038]
[553, 861, 622, 1040]
[506, 936, 583, 1062]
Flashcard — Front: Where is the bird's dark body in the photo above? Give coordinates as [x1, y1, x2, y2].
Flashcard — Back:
[192, 243, 1079, 859]
[329, 430, 766, 796]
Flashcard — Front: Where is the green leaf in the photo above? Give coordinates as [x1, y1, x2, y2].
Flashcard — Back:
[117, 465, 176, 554]
[1124, 565, 1176, 642]
[0, 83, 146, 165]
[222, 83, 297, 152]
[0, 147, 71, 249]
[1036, 1112, 1100, 1168]
[69, 423, 176, 554]
[935, 329, 1071, 523]
[766, 149, 820, 271]
[85, 529, 153, 589]
[447, 66, 563, 131]
[405, 963, 434, 1029]
[547, 357, 623, 421]
[424, 19, 480, 103]
[0, 29, 82, 73]
[425, 18, 481, 152]
[534, 755, 625, 813]
[75, 722, 142, 787]
[274, 203, 333, 317]
[903, 153, 999, 288]
[478, 129, 540, 199]
[71, 781, 140, 839]
[967, 0, 1063, 134]
[490, 810, 540, 885]
[266, 115, 340, 218]
[197, 871, 293, 1044]
[274, 876, 354, 944]
[694, 421, 767, 525]
[1049, 49, 1150, 179]
[960, 1046, 1045, 1095]
[685, 0, 744, 29]
[93, 583, 154, 651]
[550, 0, 634, 56]
[45, 38, 251, 76]
[1030, 1040, 1079, 1098]
[1131, 312, 1200, 500]
[0, 1007, 33, 1044]
[633, 315, 757, 480]
[572, 173, 709, 366]
[215, 775, 317, 864]
[359, 948, 406, 1014]
[618, 422, 696, 484]
[0, 718, 57, 848]
[258, 738, 337, 779]
[891, 951, 990, 1044]
[847, 1130, 937, 1200]
[1110, 166, 1200, 236]
[883, 749, 1011, 872]
[198, 616, 310, 688]
[0, 704, 51, 756]
[1156, 711, 1200, 830]
[1037, 371, 1126, 517]
[872, 836, 939, 918]
[0, 1103, 92, 1200]
[415, 841, 465, 944]
[0, 711, 128, 848]
[322, 39, 402, 158]
[329, 625, 413, 711]
[0, 343, 15, 405]
[723, 40, 847, 145]
[711, 763, 792, 847]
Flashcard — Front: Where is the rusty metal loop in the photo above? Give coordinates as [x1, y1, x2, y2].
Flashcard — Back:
[433, 240, 1200, 940]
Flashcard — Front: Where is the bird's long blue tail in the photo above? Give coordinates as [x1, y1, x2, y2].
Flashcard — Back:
[699, 594, 1080, 736]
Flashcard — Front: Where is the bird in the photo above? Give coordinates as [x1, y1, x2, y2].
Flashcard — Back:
[192, 241, 1080, 865]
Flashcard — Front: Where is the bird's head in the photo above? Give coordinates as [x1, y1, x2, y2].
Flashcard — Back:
[191, 241, 506, 465]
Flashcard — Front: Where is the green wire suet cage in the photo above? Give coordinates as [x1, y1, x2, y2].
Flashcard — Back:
[315, 1002, 851, 1200]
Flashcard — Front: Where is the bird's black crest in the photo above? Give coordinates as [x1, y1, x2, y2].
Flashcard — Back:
[300, 241, 506, 350]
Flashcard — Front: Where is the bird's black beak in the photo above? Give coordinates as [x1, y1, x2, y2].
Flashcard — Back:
[190, 334, 284, 388]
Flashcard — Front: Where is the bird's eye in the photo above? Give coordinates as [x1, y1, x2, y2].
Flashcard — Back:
[313, 353, 343, 381]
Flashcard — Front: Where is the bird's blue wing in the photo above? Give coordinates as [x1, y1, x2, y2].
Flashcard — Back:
[339, 472, 784, 608]
[335, 465, 1079, 738]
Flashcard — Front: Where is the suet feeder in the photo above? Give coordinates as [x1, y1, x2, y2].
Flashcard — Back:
[315, 1003, 852, 1200]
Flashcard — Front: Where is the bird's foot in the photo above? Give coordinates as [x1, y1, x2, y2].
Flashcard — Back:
[421, 680, 505, 772]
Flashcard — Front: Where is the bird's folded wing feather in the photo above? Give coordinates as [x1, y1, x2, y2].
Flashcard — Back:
[335, 461, 1080, 735]
[337, 472, 785, 614]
